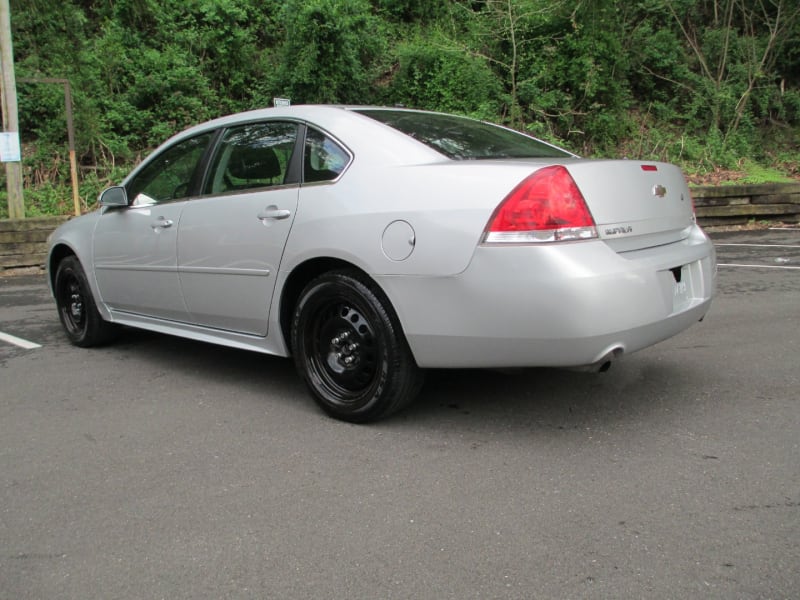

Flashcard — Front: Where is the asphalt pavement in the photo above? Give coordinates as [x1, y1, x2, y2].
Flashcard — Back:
[1, 229, 798, 599]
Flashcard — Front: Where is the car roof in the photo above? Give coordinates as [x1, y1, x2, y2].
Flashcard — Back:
[151, 105, 447, 166]
[175, 105, 433, 137]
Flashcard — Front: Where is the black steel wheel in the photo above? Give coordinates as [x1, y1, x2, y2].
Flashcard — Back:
[291, 270, 423, 423]
[54, 256, 117, 347]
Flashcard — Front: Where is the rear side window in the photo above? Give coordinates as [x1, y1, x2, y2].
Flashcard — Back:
[354, 109, 572, 160]
[205, 122, 298, 195]
[303, 128, 350, 183]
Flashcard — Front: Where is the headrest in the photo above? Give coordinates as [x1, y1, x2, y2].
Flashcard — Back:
[228, 145, 281, 180]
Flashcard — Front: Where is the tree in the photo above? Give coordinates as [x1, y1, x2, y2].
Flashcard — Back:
[275, 0, 383, 104]
[656, 0, 800, 150]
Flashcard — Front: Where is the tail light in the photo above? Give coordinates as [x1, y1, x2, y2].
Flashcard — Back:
[482, 165, 598, 243]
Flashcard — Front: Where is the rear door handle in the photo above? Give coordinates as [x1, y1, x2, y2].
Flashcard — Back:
[257, 206, 291, 221]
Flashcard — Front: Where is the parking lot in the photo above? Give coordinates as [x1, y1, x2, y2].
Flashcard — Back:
[1, 229, 798, 599]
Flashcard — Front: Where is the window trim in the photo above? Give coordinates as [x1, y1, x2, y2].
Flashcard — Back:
[121, 116, 356, 206]
[198, 120, 303, 198]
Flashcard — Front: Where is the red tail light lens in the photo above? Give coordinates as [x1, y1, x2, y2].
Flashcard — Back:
[483, 165, 598, 243]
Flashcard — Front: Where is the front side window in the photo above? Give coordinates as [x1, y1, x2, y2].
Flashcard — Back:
[204, 122, 298, 195]
[303, 128, 350, 183]
[127, 134, 212, 204]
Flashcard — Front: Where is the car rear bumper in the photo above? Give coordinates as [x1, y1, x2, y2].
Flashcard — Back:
[382, 226, 716, 368]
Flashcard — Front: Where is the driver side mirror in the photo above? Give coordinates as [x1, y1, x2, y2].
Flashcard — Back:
[99, 186, 129, 207]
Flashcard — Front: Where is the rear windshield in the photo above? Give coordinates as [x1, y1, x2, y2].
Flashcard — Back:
[353, 109, 572, 160]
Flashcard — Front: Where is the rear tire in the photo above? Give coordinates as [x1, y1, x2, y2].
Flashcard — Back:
[54, 256, 118, 347]
[291, 270, 423, 423]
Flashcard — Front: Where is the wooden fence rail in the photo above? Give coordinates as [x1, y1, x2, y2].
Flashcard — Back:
[1, 183, 799, 270]
[0, 216, 70, 270]
[693, 182, 800, 226]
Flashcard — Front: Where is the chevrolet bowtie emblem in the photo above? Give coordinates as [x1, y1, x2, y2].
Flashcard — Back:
[652, 184, 667, 198]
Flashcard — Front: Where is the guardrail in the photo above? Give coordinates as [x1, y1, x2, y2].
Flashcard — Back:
[1, 183, 799, 270]
[0, 216, 70, 270]
[693, 182, 800, 226]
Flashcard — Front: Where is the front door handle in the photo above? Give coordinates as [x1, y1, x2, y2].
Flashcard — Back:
[151, 217, 174, 229]
[257, 206, 291, 222]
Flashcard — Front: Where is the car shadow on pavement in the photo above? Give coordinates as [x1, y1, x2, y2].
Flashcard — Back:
[400, 356, 707, 436]
[104, 327, 309, 405]
[92, 327, 707, 433]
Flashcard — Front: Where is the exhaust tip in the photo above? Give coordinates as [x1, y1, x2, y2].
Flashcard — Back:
[593, 347, 624, 373]
[567, 348, 623, 373]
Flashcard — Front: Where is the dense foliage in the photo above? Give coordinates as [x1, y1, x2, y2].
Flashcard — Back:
[4, 0, 799, 217]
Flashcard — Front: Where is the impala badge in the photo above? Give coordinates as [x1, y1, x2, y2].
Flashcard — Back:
[652, 184, 667, 198]
[605, 225, 634, 236]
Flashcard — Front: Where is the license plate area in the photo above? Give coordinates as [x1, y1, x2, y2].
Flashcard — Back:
[671, 264, 693, 311]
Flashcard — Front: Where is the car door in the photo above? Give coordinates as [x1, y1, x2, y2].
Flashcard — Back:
[176, 121, 300, 336]
[93, 133, 213, 321]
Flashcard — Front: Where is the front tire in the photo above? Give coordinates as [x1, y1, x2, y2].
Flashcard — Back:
[54, 256, 117, 347]
[291, 270, 423, 423]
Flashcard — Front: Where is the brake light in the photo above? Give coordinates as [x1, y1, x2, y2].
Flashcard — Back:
[482, 165, 598, 243]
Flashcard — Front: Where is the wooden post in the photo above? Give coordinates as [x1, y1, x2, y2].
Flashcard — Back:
[63, 80, 81, 215]
[0, 0, 24, 219]
[17, 78, 81, 216]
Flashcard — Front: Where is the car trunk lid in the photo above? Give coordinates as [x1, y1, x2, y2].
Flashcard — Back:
[565, 160, 695, 252]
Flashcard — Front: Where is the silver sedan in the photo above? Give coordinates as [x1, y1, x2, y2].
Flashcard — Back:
[47, 106, 716, 422]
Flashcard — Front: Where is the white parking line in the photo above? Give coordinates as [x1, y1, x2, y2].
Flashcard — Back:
[715, 243, 800, 248]
[717, 263, 800, 270]
[0, 331, 42, 349]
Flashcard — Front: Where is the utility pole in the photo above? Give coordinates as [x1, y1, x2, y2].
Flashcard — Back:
[0, 0, 23, 219]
